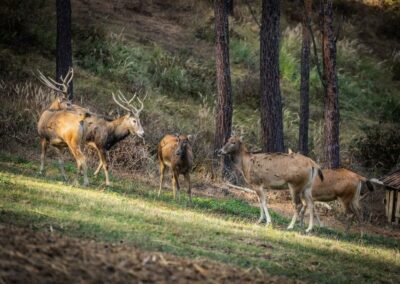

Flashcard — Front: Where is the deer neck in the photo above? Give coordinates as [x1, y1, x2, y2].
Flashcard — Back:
[106, 117, 130, 147]
[232, 144, 251, 181]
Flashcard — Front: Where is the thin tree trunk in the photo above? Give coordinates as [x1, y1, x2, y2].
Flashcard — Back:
[213, 0, 233, 178]
[299, 0, 312, 155]
[56, 0, 73, 100]
[322, 0, 340, 168]
[260, 0, 284, 153]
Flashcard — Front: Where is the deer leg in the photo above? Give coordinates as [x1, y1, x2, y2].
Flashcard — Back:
[184, 173, 192, 204]
[39, 138, 48, 174]
[288, 185, 302, 230]
[257, 201, 266, 224]
[94, 162, 103, 176]
[171, 171, 179, 200]
[299, 202, 307, 227]
[174, 171, 181, 201]
[259, 188, 272, 225]
[98, 149, 110, 186]
[54, 148, 67, 182]
[304, 186, 315, 233]
[158, 163, 166, 197]
[68, 143, 89, 187]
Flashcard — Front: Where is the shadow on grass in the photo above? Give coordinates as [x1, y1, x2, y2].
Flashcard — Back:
[0, 152, 399, 252]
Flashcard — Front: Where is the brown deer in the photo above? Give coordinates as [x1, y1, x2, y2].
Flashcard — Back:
[158, 134, 193, 202]
[84, 91, 145, 186]
[37, 70, 145, 186]
[37, 68, 90, 186]
[298, 168, 374, 231]
[218, 136, 324, 233]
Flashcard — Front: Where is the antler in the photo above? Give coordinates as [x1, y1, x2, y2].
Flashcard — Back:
[37, 67, 74, 96]
[112, 90, 146, 116]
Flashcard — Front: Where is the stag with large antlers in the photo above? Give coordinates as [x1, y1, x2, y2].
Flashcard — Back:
[37, 68, 90, 186]
[218, 136, 324, 233]
[83, 91, 145, 186]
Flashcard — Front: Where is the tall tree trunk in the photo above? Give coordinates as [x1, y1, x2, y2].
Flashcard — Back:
[322, 0, 340, 168]
[213, 0, 233, 178]
[56, 0, 73, 100]
[299, 0, 312, 155]
[260, 0, 284, 153]
[227, 0, 234, 16]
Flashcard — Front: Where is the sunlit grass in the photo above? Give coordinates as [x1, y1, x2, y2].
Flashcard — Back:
[0, 155, 399, 283]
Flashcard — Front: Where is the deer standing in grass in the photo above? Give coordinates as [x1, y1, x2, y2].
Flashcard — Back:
[37, 68, 90, 186]
[37, 70, 145, 186]
[158, 134, 193, 202]
[298, 168, 374, 231]
[218, 136, 324, 233]
[84, 91, 145, 186]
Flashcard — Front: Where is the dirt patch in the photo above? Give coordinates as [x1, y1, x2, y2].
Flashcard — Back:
[0, 224, 302, 284]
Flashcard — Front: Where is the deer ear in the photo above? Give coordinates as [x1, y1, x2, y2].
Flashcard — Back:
[239, 136, 243, 142]
[288, 148, 293, 154]
[187, 134, 194, 144]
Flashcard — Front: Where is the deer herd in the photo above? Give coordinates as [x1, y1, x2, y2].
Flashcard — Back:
[37, 68, 374, 233]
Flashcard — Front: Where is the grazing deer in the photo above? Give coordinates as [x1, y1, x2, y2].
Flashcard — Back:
[84, 91, 145, 186]
[158, 134, 193, 202]
[218, 136, 324, 233]
[298, 168, 374, 231]
[37, 68, 90, 186]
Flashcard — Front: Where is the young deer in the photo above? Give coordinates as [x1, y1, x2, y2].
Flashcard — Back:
[84, 91, 145, 186]
[218, 136, 324, 233]
[37, 68, 90, 186]
[158, 134, 193, 202]
[299, 168, 374, 231]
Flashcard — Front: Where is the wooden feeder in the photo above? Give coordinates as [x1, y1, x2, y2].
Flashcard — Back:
[379, 169, 400, 224]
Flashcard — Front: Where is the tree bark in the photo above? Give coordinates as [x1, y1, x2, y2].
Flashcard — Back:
[227, 0, 234, 16]
[260, 0, 284, 153]
[299, 0, 312, 155]
[322, 0, 340, 168]
[56, 0, 73, 100]
[213, 0, 233, 178]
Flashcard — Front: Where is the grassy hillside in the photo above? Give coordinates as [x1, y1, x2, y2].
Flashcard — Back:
[1, 0, 399, 175]
[0, 154, 399, 283]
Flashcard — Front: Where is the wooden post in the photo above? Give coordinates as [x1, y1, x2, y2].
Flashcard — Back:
[386, 190, 393, 223]
[395, 190, 400, 224]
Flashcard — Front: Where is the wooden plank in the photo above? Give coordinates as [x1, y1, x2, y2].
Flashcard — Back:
[386, 190, 390, 222]
[388, 190, 395, 223]
[386, 190, 395, 223]
[395, 191, 400, 224]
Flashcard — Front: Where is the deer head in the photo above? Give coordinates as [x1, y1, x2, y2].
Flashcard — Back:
[218, 136, 242, 155]
[175, 134, 193, 156]
[112, 90, 145, 138]
[37, 68, 74, 109]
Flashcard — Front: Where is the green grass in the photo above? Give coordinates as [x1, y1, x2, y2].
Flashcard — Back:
[0, 153, 399, 283]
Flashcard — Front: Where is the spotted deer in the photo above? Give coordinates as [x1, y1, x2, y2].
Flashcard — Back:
[218, 136, 324, 233]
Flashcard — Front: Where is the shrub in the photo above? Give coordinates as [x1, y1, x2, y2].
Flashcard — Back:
[350, 124, 400, 173]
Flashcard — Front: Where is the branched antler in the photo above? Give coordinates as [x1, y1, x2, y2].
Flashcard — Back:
[112, 90, 146, 116]
[37, 67, 74, 96]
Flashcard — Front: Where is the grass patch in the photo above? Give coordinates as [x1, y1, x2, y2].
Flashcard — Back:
[0, 153, 399, 283]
